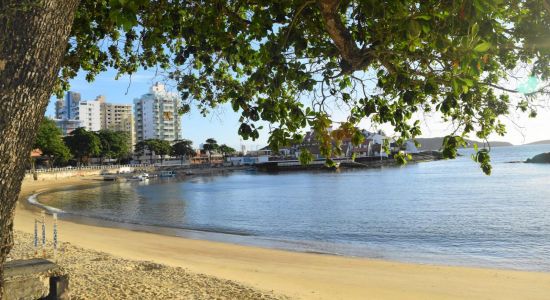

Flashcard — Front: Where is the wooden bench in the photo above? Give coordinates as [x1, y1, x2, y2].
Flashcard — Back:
[4, 259, 69, 300]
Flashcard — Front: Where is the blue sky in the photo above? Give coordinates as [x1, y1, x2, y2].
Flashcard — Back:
[46, 68, 550, 148]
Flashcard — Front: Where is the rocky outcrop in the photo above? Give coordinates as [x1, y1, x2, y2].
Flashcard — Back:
[525, 153, 550, 163]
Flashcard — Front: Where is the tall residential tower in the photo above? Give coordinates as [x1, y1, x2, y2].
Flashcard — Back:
[134, 83, 181, 143]
[97, 95, 135, 147]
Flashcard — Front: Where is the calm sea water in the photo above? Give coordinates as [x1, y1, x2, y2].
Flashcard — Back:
[38, 145, 550, 271]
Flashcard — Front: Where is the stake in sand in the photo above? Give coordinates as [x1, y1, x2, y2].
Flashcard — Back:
[33, 211, 59, 258]
[41, 211, 46, 257]
[53, 213, 58, 258]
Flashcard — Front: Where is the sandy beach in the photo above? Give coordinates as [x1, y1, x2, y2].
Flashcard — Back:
[11, 176, 550, 299]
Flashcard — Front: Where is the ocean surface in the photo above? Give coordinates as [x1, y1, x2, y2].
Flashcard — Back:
[38, 145, 550, 271]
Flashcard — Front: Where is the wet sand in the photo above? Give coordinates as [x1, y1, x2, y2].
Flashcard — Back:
[12, 176, 550, 299]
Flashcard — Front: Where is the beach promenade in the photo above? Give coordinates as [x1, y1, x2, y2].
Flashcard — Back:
[10, 176, 550, 299]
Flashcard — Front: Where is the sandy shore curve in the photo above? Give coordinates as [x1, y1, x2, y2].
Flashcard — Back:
[12, 176, 550, 299]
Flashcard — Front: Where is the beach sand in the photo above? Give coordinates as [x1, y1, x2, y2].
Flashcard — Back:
[11, 176, 550, 299]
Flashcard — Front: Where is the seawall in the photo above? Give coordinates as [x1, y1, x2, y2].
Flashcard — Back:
[24, 165, 155, 182]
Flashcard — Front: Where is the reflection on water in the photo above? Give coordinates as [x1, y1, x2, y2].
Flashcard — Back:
[39, 145, 550, 271]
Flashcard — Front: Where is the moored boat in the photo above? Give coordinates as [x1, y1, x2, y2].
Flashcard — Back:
[159, 170, 175, 177]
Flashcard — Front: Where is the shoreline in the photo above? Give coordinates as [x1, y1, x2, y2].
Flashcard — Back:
[13, 176, 550, 299]
[28, 188, 548, 273]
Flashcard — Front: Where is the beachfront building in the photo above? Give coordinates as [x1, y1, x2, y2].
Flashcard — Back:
[97, 95, 135, 147]
[190, 149, 224, 165]
[134, 83, 181, 143]
[262, 127, 404, 160]
[227, 155, 270, 166]
[74, 100, 102, 132]
[54, 91, 101, 133]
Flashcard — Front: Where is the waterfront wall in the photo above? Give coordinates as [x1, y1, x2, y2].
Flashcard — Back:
[22, 164, 248, 183]
[24, 165, 153, 182]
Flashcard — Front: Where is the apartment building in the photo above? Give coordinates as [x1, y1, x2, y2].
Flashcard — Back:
[54, 91, 102, 133]
[134, 83, 181, 143]
[97, 95, 135, 146]
[55, 92, 134, 145]
[75, 100, 101, 131]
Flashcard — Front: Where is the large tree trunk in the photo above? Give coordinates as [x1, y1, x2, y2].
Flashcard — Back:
[0, 0, 79, 297]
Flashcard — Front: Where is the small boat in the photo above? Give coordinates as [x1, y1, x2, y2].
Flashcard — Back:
[159, 170, 175, 177]
[102, 175, 118, 181]
[130, 173, 149, 181]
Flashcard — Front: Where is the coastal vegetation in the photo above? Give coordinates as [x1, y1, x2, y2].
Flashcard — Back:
[63, 128, 102, 165]
[171, 139, 196, 165]
[0, 0, 549, 296]
[134, 139, 172, 164]
[203, 138, 220, 163]
[96, 129, 131, 164]
[219, 144, 237, 158]
[33, 118, 71, 167]
[63, 127, 131, 165]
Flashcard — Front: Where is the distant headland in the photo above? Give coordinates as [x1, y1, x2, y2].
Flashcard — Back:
[414, 137, 513, 151]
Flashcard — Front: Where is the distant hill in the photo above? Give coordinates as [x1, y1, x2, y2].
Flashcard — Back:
[413, 137, 513, 151]
[526, 140, 550, 145]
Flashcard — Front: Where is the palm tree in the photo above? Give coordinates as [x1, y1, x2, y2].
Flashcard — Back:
[172, 139, 195, 165]
[202, 138, 219, 164]
[219, 144, 236, 159]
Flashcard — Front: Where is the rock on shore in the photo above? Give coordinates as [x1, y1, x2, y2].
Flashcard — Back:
[525, 153, 550, 163]
[7, 231, 287, 300]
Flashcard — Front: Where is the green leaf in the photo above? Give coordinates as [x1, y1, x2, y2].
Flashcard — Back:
[473, 41, 491, 52]
[299, 148, 313, 165]
[460, 78, 474, 87]
[471, 23, 479, 37]
[451, 78, 460, 94]
[414, 15, 432, 20]
[408, 20, 421, 39]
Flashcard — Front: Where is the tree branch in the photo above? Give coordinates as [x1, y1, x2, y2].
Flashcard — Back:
[483, 82, 550, 96]
[283, 0, 315, 49]
[317, 0, 373, 73]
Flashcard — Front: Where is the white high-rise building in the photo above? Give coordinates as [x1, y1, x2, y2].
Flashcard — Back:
[55, 91, 101, 133]
[134, 83, 181, 143]
[75, 100, 101, 131]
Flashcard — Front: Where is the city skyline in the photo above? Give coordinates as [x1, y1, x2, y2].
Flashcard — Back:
[45, 69, 550, 149]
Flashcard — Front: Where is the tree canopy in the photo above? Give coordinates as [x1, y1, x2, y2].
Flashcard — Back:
[97, 129, 131, 162]
[63, 127, 101, 165]
[148, 139, 172, 163]
[171, 139, 196, 163]
[203, 138, 219, 152]
[33, 118, 71, 166]
[219, 144, 237, 157]
[0, 1, 549, 296]
[57, 0, 550, 174]
[135, 139, 172, 163]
